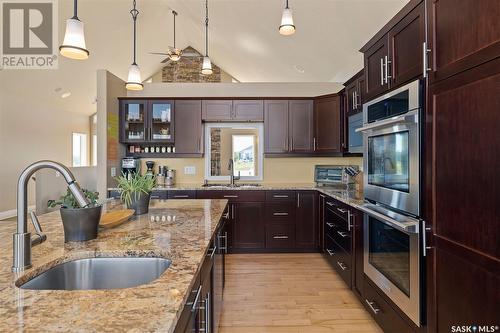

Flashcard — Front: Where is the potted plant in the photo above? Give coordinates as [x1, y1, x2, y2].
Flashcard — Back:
[48, 189, 101, 242]
[116, 172, 155, 215]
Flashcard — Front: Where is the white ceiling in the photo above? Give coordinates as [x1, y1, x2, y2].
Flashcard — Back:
[0, 0, 409, 115]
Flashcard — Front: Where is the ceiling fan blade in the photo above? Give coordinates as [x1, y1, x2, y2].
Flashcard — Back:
[149, 52, 170, 56]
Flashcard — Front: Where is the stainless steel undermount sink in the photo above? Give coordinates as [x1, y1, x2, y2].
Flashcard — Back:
[202, 183, 262, 188]
[17, 257, 171, 290]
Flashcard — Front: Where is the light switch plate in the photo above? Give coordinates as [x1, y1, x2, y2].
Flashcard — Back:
[184, 166, 196, 175]
[111, 167, 117, 177]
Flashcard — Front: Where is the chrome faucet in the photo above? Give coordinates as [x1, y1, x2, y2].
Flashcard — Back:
[12, 161, 90, 272]
[228, 159, 240, 187]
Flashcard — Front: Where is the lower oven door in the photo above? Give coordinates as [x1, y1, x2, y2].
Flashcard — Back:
[360, 204, 421, 326]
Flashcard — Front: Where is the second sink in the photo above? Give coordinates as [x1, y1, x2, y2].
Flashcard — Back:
[18, 257, 171, 290]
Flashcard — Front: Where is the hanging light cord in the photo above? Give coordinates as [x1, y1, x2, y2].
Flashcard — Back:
[72, 0, 78, 19]
[205, 0, 209, 56]
[173, 11, 176, 48]
[130, 0, 139, 65]
[285, 0, 289, 9]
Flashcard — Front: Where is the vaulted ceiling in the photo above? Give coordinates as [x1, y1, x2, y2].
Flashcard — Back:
[0, 0, 409, 115]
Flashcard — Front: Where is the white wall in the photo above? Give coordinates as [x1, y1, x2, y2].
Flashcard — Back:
[0, 83, 90, 215]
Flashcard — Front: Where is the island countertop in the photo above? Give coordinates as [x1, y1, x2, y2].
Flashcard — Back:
[0, 199, 228, 333]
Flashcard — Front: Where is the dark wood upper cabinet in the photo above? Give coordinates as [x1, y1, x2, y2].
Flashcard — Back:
[389, 2, 425, 87]
[232, 100, 264, 121]
[148, 100, 175, 143]
[201, 100, 233, 121]
[120, 99, 148, 143]
[314, 96, 342, 153]
[289, 100, 314, 152]
[264, 100, 289, 153]
[427, 0, 500, 83]
[232, 202, 265, 250]
[364, 36, 390, 101]
[295, 191, 317, 249]
[174, 100, 202, 155]
[344, 70, 364, 114]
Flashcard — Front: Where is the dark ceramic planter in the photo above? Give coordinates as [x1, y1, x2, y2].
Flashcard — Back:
[127, 192, 151, 215]
[60, 205, 102, 242]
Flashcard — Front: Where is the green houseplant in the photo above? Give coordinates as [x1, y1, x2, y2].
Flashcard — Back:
[116, 172, 156, 215]
[48, 189, 101, 242]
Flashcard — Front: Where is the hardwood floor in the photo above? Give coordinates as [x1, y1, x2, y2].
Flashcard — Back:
[220, 253, 382, 333]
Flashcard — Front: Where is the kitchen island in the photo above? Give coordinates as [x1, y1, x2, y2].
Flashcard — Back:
[0, 199, 228, 333]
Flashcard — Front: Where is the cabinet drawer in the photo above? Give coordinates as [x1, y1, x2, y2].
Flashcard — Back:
[325, 207, 349, 233]
[266, 191, 296, 202]
[363, 277, 413, 333]
[331, 221, 351, 253]
[168, 190, 196, 199]
[324, 235, 352, 288]
[325, 198, 349, 220]
[266, 223, 295, 249]
[265, 202, 295, 223]
[151, 190, 168, 200]
[196, 190, 265, 202]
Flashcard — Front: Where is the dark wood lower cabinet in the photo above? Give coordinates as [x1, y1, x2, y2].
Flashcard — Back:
[232, 202, 265, 250]
[352, 208, 364, 298]
[295, 191, 317, 250]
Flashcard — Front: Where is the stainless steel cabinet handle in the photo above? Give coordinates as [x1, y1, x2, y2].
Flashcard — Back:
[223, 195, 238, 198]
[273, 235, 289, 239]
[337, 231, 349, 238]
[326, 222, 335, 228]
[347, 210, 352, 232]
[380, 58, 384, 85]
[384, 55, 391, 83]
[273, 195, 289, 198]
[223, 212, 230, 219]
[297, 192, 300, 208]
[273, 212, 289, 216]
[326, 249, 334, 256]
[353, 91, 357, 109]
[207, 246, 216, 259]
[365, 299, 380, 314]
[232, 204, 235, 220]
[325, 201, 336, 207]
[422, 220, 432, 256]
[336, 208, 347, 214]
[337, 261, 347, 271]
[422, 41, 431, 78]
[313, 137, 317, 151]
[150, 196, 160, 199]
[186, 285, 202, 312]
[173, 195, 189, 198]
[224, 231, 228, 253]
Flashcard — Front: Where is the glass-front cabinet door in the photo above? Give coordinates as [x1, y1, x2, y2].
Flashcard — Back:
[120, 100, 147, 143]
[148, 100, 174, 143]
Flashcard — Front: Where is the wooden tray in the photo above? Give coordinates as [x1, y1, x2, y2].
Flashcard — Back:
[100, 209, 135, 229]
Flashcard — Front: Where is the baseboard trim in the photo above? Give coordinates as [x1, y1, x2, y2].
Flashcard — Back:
[0, 205, 36, 220]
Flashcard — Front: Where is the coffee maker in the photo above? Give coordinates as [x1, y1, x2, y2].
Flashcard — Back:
[121, 157, 139, 179]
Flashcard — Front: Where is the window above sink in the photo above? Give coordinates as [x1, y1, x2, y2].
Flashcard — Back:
[204, 123, 264, 181]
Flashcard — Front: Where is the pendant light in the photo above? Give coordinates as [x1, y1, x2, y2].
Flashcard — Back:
[279, 0, 295, 36]
[201, 0, 213, 75]
[59, 0, 89, 59]
[126, 0, 143, 91]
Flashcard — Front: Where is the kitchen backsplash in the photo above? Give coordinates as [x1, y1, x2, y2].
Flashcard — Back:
[140, 157, 362, 184]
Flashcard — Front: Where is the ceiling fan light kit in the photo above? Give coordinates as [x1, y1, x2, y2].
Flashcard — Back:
[59, 0, 89, 60]
[279, 0, 296, 36]
[126, 0, 143, 91]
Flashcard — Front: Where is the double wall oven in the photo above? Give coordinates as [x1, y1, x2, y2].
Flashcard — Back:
[357, 80, 423, 326]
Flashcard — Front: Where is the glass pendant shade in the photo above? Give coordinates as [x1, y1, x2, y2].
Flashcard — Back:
[126, 63, 143, 90]
[59, 18, 89, 59]
[169, 52, 181, 62]
[201, 56, 213, 75]
[279, 8, 295, 36]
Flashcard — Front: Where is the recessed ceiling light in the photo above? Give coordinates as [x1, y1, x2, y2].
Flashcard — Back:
[61, 92, 71, 98]
[294, 65, 305, 73]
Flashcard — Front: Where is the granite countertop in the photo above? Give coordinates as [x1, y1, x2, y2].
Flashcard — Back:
[0, 199, 228, 333]
[109, 183, 366, 209]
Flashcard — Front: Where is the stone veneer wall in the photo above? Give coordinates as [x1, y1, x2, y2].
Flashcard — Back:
[161, 47, 223, 83]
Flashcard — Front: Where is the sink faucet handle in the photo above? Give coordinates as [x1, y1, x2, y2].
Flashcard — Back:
[235, 171, 241, 181]
[29, 211, 46, 246]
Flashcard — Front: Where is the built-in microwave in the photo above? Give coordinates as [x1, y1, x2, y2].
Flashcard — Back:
[348, 112, 363, 154]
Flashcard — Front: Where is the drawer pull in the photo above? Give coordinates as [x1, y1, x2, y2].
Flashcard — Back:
[365, 299, 380, 315]
[207, 246, 217, 259]
[337, 261, 347, 271]
[337, 208, 347, 214]
[151, 196, 160, 199]
[326, 201, 336, 207]
[273, 235, 289, 239]
[326, 249, 335, 256]
[273, 195, 289, 198]
[186, 285, 202, 312]
[273, 212, 289, 216]
[223, 195, 238, 198]
[326, 222, 335, 228]
[337, 231, 349, 238]
[173, 195, 189, 198]
[223, 212, 230, 219]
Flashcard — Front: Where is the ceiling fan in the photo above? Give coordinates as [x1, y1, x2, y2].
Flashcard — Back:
[149, 10, 187, 63]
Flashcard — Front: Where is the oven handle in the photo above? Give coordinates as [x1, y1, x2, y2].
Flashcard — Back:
[355, 111, 418, 133]
[358, 204, 419, 234]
